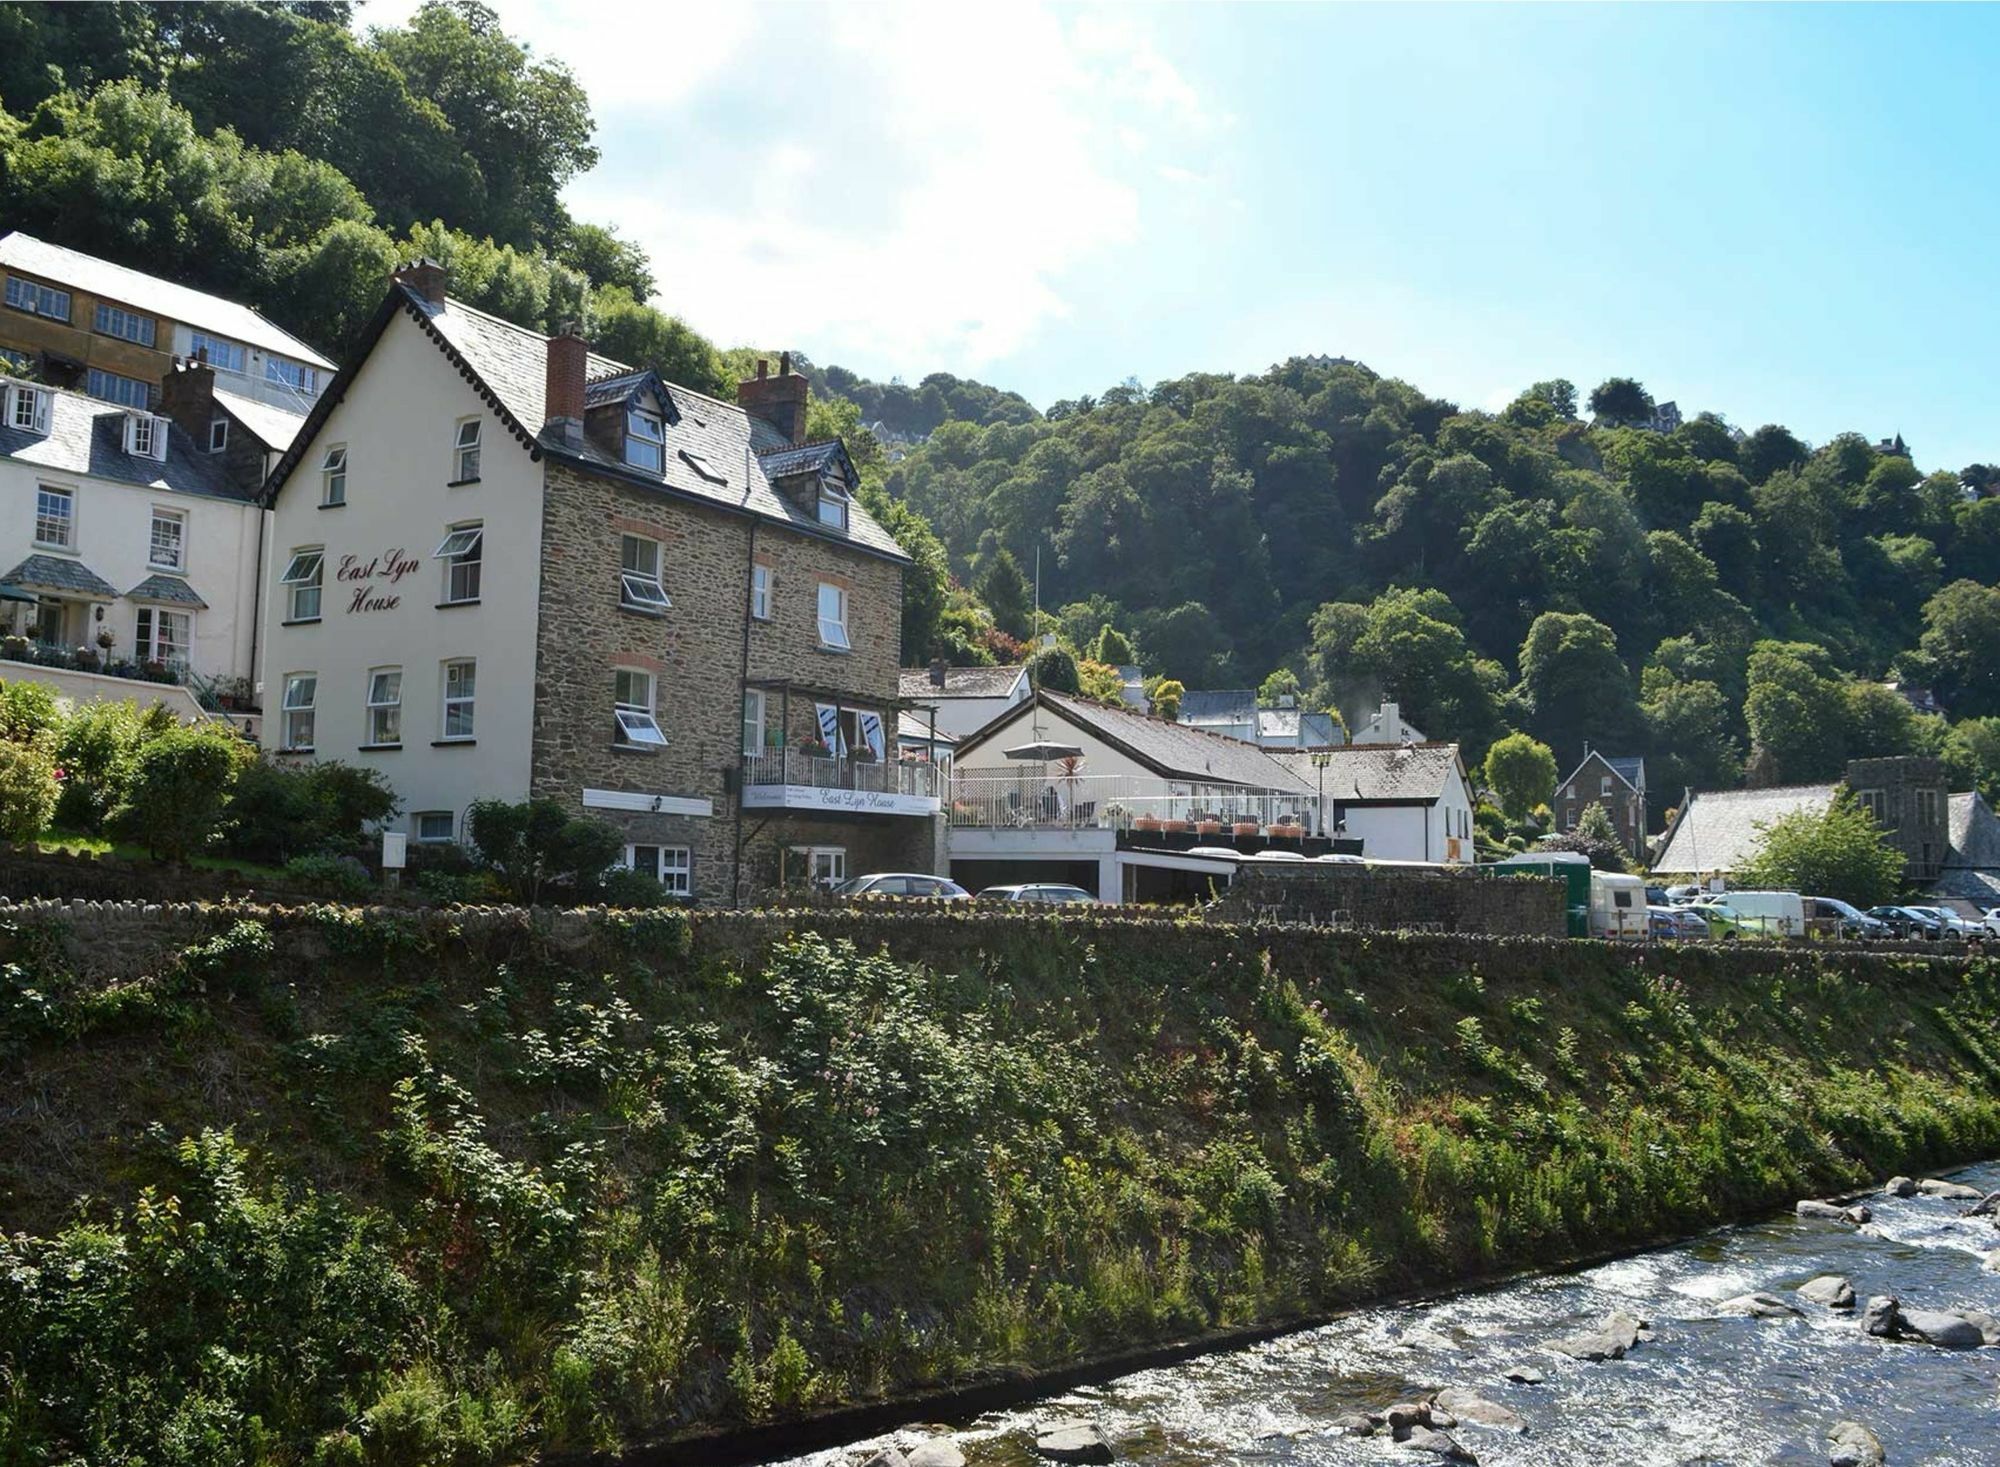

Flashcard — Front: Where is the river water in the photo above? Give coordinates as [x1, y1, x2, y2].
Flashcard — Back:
[773, 1162, 2000, 1467]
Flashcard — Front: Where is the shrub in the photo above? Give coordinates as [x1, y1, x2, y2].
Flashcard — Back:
[0, 739, 58, 845]
[225, 760, 399, 864]
[52, 699, 147, 833]
[282, 854, 374, 898]
[112, 724, 252, 861]
[466, 799, 624, 904]
[596, 866, 678, 909]
[0, 678, 60, 746]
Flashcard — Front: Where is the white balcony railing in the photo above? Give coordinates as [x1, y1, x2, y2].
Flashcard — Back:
[948, 772, 1318, 833]
[743, 750, 941, 801]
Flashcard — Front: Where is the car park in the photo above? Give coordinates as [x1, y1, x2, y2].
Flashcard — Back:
[1649, 904, 1709, 941]
[1719, 889, 1807, 938]
[1983, 908, 2000, 940]
[1805, 895, 1892, 940]
[832, 873, 971, 900]
[976, 883, 1097, 905]
[1589, 871, 1648, 940]
[1904, 905, 1984, 941]
[1685, 901, 1749, 940]
[1868, 905, 1945, 940]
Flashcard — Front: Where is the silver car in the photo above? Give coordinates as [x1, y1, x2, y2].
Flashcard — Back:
[833, 873, 971, 900]
[976, 883, 1098, 905]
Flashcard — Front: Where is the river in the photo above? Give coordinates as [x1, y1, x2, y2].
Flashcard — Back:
[770, 1162, 2000, 1466]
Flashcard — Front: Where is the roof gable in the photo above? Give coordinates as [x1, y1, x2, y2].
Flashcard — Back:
[1265, 743, 1470, 804]
[1560, 750, 1645, 795]
[898, 665, 1027, 701]
[1651, 783, 1838, 875]
[0, 386, 252, 502]
[956, 690, 1314, 792]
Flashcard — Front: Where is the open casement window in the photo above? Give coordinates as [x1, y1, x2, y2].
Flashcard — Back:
[280, 673, 316, 751]
[440, 658, 476, 740]
[134, 606, 190, 667]
[619, 534, 670, 612]
[453, 419, 482, 482]
[625, 409, 664, 472]
[613, 668, 667, 747]
[321, 445, 347, 506]
[816, 582, 850, 650]
[208, 418, 229, 453]
[365, 667, 403, 746]
[267, 358, 318, 396]
[123, 413, 169, 461]
[817, 477, 851, 531]
[434, 524, 483, 604]
[281, 548, 323, 621]
[7, 384, 49, 435]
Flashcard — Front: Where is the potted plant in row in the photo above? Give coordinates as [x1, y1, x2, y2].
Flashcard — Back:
[1133, 811, 1162, 833]
[1233, 817, 1261, 838]
[1195, 813, 1222, 837]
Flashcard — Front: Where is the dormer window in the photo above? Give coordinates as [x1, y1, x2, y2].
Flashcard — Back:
[123, 413, 168, 462]
[626, 409, 664, 472]
[6, 384, 49, 435]
[817, 477, 851, 531]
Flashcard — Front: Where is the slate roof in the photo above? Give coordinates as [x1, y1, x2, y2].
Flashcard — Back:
[1178, 689, 1257, 725]
[895, 710, 957, 745]
[268, 284, 907, 561]
[1257, 708, 1341, 746]
[0, 386, 254, 503]
[757, 439, 853, 484]
[1560, 749, 1645, 794]
[1650, 783, 1838, 876]
[898, 665, 1028, 701]
[0, 232, 333, 367]
[1932, 791, 2000, 906]
[2, 553, 118, 599]
[211, 385, 307, 452]
[959, 690, 1316, 792]
[1266, 743, 1470, 803]
[125, 573, 207, 608]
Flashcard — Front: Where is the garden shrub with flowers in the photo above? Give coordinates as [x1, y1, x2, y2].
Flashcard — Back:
[2, 906, 2000, 1464]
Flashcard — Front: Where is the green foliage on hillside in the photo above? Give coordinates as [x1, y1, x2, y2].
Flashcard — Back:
[4, 910, 2000, 1462]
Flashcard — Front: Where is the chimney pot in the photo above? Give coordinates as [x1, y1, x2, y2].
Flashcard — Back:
[544, 327, 589, 449]
[779, 351, 792, 376]
[392, 256, 449, 306]
[738, 355, 811, 446]
[756, 358, 769, 380]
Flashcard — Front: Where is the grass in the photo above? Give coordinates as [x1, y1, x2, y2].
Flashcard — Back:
[33, 826, 287, 878]
[3, 908, 2000, 1466]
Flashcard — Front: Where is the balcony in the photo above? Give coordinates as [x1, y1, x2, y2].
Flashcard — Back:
[741, 749, 942, 816]
[949, 772, 1320, 840]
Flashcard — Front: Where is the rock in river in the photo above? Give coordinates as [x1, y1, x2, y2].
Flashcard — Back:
[1861, 1295, 1903, 1338]
[858, 1450, 909, 1467]
[1967, 1190, 2000, 1218]
[906, 1439, 967, 1467]
[1397, 1425, 1478, 1462]
[1796, 1199, 1871, 1226]
[1797, 1274, 1856, 1310]
[1502, 1363, 1545, 1384]
[1916, 1178, 1984, 1200]
[1883, 1175, 1917, 1198]
[1329, 1413, 1376, 1437]
[1549, 1309, 1649, 1361]
[1827, 1419, 1885, 1466]
[1956, 1308, 2000, 1345]
[1433, 1388, 1527, 1433]
[1717, 1292, 1803, 1318]
[1034, 1423, 1115, 1464]
[1898, 1308, 1986, 1350]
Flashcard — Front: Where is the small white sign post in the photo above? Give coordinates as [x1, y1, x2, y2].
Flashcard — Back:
[381, 830, 407, 890]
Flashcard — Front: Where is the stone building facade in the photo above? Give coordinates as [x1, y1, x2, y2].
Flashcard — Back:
[1846, 755, 1949, 884]
[262, 263, 938, 905]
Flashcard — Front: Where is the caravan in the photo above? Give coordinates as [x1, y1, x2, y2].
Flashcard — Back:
[1589, 871, 1648, 940]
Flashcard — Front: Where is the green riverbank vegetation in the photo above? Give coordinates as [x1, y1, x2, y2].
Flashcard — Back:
[4, 907, 2000, 1464]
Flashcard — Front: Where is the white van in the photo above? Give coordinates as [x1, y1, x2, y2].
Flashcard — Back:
[1589, 871, 1648, 940]
[1722, 889, 1806, 938]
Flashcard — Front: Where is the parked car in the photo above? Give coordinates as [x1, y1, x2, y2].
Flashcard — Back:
[832, 873, 971, 900]
[1905, 905, 1984, 941]
[1646, 885, 1671, 907]
[1648, 904, 1709, 941]
[1868, 905, 1945, 940]
[1663, 884, 1708, 904]
[976, 883, 1097, 905]
[1805, 895, 1892, 940]
[1685, 901, 1749, 940]
[1983, 907, 2000, 940]
[1720, 889, 1807, 938]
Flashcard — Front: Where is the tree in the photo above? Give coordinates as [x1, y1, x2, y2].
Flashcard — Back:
[0, 741, 58, 847]
[1575, 801, 1628, 860]
[1516, 611, 1637, 751]
[1150, 678, 1186, 722]
[1743, 641, 1847, 784]
[1257, 668, 1302, 708]
[466, 798, 622, 904]
[1907, 580, 2000, 717]
[978, 549, 1032, 641]
[1588, 377, 1654, 427]
[1306, 588, 1506, 759]
[587, 286, 728, 397]
[1944, 717, 2000, 805]
[112, 725, 251, 861]
[1740, 424, 1809, 485]
[1482, 733, 1558, 820]
[1736, 798, 1906, 908]
[1025, 644, 1080, 695]
[1076, 659, 1126, 705]
[1090, 624, 1135, 666]
[1539, 809, 1628, 871]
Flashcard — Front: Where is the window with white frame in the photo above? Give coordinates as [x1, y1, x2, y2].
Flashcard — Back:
[625, 408, 664, 471]
[149, 507, 186, 571]
[134, 606, 190, 666]
[188, 332, 247, 375]
[794, 846, 847, 887]
[440, 658, 476, 741]
[281, 547, 323, 621]
[452, 419, 482, 482]
[365, 667, 403, 746]
[87, 368, 150, 409]
[93, 304, 156, 347]
[266, 358, 318, 396]
[818, 478, 850, 531]
[612, 668, 667, 747]
[435, 523, 483, 604]
[208, 418, 229, 453]
[414, 811, 456, 843]
[4, 276, 69, 321]
[123, 413, 168, 461]
[750, 563, 772, 620]
[34, 485, 73, 549]
[619, 534, 669, 612]
[320, 445, 347, 506]
[7, 384, 49, 434]
[742, 689, 766, 758]
[817, 581, 850, 650]
[624, 844, 692, 897]
[281, 673, 316, 751]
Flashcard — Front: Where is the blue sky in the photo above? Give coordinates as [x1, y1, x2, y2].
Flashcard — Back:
[370, 2, 1997, 470]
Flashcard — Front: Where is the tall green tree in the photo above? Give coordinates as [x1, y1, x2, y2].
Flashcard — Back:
[1516, 611, 1638, 752]
[1906, 580, 2000, 718]
[1588, 377, 1654, 427]
[1736, 798, 1906, 907]
[978, 550, 1033, 642]
[1743, 641, 1848, 784]
[1482, 733, 1559, 820]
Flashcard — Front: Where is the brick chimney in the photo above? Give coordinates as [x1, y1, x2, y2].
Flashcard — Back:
[737, 351, 809, 445]
[392, 256, 449, 306]
[158, 355, 217, 446]
[544, 325, 587, 449]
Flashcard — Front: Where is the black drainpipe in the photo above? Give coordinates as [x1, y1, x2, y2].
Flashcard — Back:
[729, 520, 759, 906]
